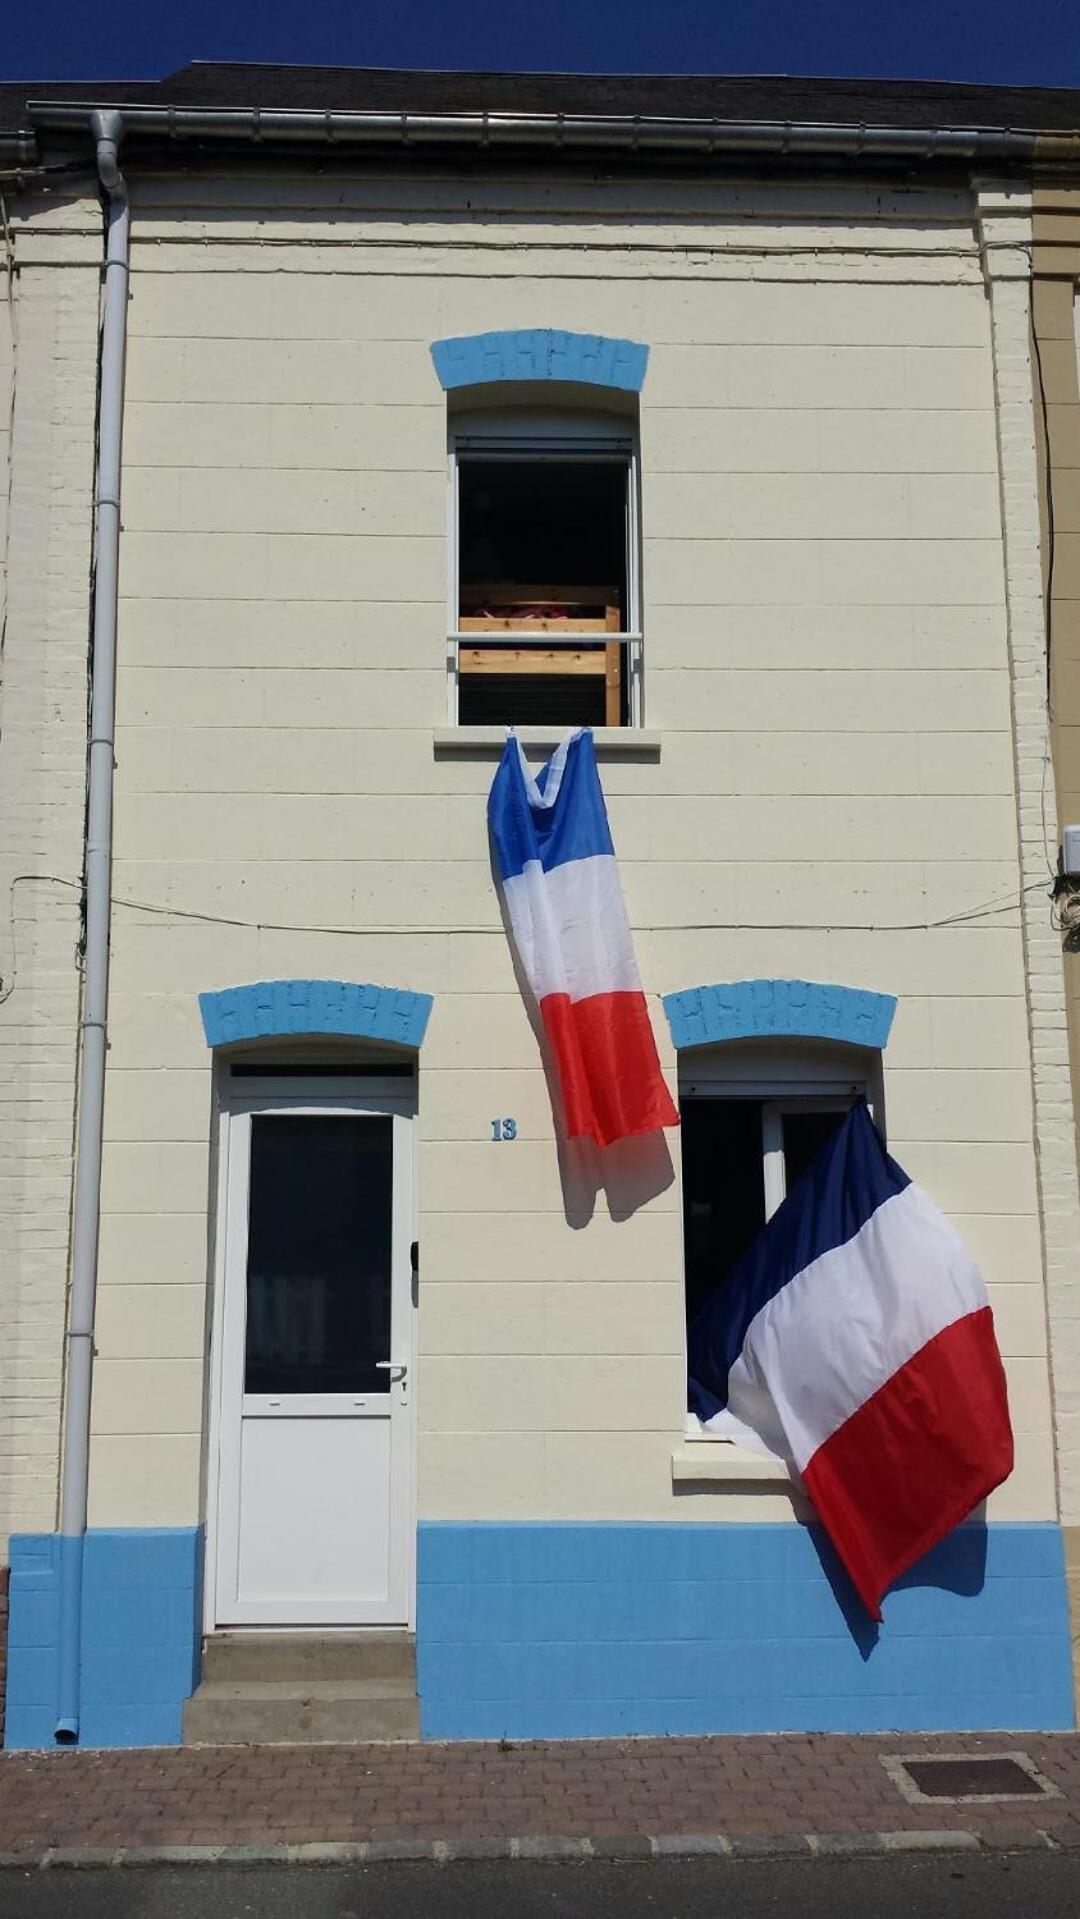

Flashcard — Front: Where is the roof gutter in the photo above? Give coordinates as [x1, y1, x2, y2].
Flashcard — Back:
[22, 99, 1072, 167]
[0, 131, 38, 168]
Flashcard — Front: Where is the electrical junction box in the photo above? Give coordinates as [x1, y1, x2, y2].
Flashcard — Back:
[1062, 826, 1080, 876]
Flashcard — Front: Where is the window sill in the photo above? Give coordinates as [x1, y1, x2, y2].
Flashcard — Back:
[433, 726, 661, 758]
[671, 1443, 790, 1485]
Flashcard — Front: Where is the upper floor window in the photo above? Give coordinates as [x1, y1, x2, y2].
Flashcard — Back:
[449, 407, 640, 728]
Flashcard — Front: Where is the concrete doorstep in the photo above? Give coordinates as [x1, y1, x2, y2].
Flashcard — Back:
[0, 1829, 1066, 1869]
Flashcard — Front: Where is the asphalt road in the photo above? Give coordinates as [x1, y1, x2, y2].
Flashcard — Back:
[0, 1855, 1079, 1919]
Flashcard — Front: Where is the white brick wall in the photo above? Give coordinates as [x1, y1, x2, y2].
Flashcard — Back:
[1, 167, 1057, 1535]
[0, 205, 100, 1553]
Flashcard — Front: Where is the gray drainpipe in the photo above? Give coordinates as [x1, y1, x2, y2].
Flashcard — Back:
[55, 108, 129, 1744]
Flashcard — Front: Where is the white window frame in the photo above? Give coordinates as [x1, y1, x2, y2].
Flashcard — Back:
[446, 417, 643, 726]
[760, 1094, 858, 1218]
[680, 1067, 876, 1441]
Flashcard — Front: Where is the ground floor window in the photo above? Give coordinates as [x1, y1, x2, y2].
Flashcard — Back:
[680, 1094, 855, 1323]
[678, 1043, 880, 1433]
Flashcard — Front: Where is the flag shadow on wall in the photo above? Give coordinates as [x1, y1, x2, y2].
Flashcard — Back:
[669, 1472, 989, 1657]
[806, 1510, 991, 1659]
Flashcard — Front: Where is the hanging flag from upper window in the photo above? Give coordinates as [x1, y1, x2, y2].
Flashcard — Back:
[488, 728, 678, 1147]
[688, 1101, 1013, 1620]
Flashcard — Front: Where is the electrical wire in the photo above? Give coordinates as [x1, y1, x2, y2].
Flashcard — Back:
[0, 868, 1049, 1007]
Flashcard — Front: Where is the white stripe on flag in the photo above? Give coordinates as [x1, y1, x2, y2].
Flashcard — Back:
[501, 854, 642, 1004]
[725, 1183, 989, 1471]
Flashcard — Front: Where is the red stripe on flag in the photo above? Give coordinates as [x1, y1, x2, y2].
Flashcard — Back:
[540, 991, 679, 1147]
[800, 1306, 1013, 1621]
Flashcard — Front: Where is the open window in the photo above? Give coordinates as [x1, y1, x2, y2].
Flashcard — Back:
[681, 1097, 855, 1323]
[449, 409, 639, 726]
[678, 1042, 880, 1431]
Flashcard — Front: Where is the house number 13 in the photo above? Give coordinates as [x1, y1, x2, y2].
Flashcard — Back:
[490, 1118, 518, 1141]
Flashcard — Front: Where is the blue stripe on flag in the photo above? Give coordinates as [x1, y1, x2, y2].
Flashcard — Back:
[488, 731, 614, 882]
[687, 1102, 910, 1420]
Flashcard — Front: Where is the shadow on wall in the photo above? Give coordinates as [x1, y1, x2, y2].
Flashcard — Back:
[672, 1478, 991, 1656]
[809, 1512, 991, 1658]
[557, 1131, 674, 1226]
[489, 834, 675, 1225]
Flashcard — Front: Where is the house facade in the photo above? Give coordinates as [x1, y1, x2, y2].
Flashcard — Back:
[1, 65, 1080, 1747]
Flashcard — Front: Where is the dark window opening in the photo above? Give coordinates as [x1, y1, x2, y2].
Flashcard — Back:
[781, 1109, 846, 1192]
[457, 455, 630, 727]
[680, 1096, 851, 1330]
[459, 669, 609, 728]
[458, 459, 628, 623]
[681, 1098, 767, 1324]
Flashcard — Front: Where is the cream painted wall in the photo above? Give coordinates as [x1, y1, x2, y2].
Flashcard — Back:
[39, 164, 1053, 1534]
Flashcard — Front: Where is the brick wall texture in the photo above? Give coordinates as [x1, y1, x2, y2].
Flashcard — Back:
[0, 197, 100, 1554]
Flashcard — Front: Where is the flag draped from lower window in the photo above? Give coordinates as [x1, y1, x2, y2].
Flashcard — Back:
[488, 727, 678, 1147]
[688, 1102, 1013, 1620]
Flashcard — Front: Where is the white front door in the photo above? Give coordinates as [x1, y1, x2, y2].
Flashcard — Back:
[212, 1086, 414, 1627]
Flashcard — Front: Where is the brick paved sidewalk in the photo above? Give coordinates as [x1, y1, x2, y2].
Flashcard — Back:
[1, 1732, 1080, 1864]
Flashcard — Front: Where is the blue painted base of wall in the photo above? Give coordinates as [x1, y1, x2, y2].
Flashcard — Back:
[417, 1522, 1076, 1739]
[5, 1529, 203, 1749]
[7, 1521, 1072, 1745]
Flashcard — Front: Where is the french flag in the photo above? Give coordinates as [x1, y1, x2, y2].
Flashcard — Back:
[488, 729, 678, 1147]
[689, 1102, 1013, 1619]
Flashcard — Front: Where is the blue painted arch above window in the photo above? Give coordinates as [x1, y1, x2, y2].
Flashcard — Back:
[663, 978, 896, 1053]
[198, 979, 433, 1051]
[430, 328, 649, 393]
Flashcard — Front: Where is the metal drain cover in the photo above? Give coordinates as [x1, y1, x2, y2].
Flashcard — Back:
[883, 1751, 1060, 1804]
[905, 1758, 1042, 1797]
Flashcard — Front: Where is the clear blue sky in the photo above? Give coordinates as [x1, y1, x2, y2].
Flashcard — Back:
[3, 0, 1080, 89]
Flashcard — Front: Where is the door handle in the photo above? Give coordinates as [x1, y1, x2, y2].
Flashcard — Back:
[376, 1362, 408, 1382]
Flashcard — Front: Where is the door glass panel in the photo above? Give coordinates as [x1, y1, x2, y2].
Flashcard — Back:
[781, 1107, 849, 1198]
[245, 1114, 393, 1395]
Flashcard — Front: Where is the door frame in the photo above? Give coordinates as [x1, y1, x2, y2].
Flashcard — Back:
[203, 1072, 418, 1633]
